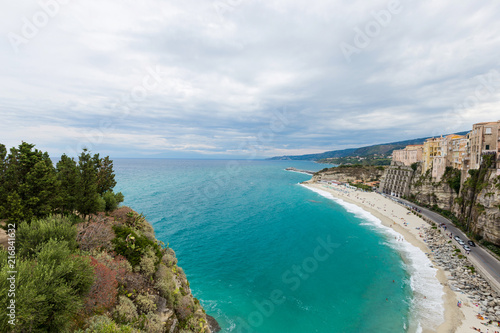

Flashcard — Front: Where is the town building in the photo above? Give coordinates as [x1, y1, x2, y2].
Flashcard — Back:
[378, 161, 414, 198]
[467, 121, 500, 174]
[392, 145, 423, 166]
[423, 137, 443, 172]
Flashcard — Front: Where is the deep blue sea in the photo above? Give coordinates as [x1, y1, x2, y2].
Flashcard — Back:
[114, 159, 416, 333]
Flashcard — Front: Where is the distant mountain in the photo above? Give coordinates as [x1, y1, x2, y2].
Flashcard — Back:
[268, 132, 469, 161]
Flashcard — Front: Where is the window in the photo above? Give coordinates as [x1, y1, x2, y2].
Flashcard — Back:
[485, 145, 490, 150]
[485, 127, 492, 134]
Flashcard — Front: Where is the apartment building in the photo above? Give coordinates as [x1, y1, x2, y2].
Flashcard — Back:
[423, 137, 443, 172]
[392, 145, 423, 166]
[468, 121, 500, 173]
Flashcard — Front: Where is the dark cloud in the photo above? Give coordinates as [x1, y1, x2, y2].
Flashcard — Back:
[1, 0, 499, 158]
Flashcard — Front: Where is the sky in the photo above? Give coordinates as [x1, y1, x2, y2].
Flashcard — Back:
[1, 0, 500, 159]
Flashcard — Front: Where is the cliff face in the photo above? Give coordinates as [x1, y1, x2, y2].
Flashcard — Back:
[76, 206, 218, 333]
[405, 158, 500, 246]
[474, 172, 500, 244]
[452, 158, 500, 245]
[408, 164, 459, 212]
[308, 165, 385, 183]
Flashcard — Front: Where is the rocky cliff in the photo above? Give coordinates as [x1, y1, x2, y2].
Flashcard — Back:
[451, 154, 500, 245]
[408, 164, 460, 212]
[76, 206, 219, 333]
[308, 165, 385, 183]
[406, 156, 500, 246]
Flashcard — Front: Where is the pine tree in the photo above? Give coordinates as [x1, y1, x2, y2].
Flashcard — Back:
[57, 154, 80, 215]
[96, 156, 117, 195]
[77, 149, 100, 219]
[0, 142, 59, 222]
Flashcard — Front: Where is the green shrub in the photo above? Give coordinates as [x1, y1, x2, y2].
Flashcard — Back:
[77, 315, 138, 333]
[162, 249, 177, 267]
[139, 248, 157, 278]
[140, 313, 163, 333]
[112, 225, 162, 267]
[113, 296, 138, 323]
[97, 195, 107, 212]
[155, 264, 179, 308]
[103, 191, 125, 212]
[17, 215, 77, 258]
[135, 294, 156, 314]
[0, 240, 94, 332]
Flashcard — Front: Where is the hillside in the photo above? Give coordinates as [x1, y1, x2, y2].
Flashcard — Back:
[268, 132, 469, 161]
[0, 143, 218, 332]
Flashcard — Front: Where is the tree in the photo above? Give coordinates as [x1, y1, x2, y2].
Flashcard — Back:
[102, 191, 125, 212]
[23, 159, 60, 219]
[77, 149, 100, 219]
[0, 240, 94, 332]
[96, 156, 117, 195]
[0, 142, 59, 222]
[57, 154, 80, 215]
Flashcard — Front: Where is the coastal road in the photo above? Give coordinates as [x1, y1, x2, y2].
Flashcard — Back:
[388, 196, 500, 293]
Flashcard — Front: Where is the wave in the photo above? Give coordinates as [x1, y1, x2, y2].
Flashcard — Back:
[300, 184, 445, 333]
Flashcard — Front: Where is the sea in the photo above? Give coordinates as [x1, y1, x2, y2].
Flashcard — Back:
[113, 159, 444, 333]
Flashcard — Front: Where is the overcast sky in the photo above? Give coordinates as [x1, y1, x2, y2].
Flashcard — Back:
[1, 0, 500, 158]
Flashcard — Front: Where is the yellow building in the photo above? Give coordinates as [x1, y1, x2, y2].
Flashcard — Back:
[424, 134, 466, 180]
[423, 137, 443, 172]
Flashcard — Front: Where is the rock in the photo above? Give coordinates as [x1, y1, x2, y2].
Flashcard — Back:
[207, 315, 221, 333]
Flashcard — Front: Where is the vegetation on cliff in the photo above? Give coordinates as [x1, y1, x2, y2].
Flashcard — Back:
[312, 165, 385, 182]
[0, 143, 214, 332]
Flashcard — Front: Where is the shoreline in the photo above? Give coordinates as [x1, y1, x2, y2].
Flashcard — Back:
[301, 181, 486, 333]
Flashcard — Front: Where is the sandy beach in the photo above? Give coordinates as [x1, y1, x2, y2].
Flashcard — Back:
[303, 182, 493, 333]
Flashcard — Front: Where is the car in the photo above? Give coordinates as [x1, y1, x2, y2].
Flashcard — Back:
[463, 245, 471, 251]
[454, 236, 461, 241]
[468, 240, 476, 247]
[457, 239, 465, 245]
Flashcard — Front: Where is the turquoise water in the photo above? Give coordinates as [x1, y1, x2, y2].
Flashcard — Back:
[114, 159, 412, 332]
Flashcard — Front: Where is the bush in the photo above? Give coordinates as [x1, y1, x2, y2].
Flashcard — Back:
[0, 240, 94, 332]
[113, 296, 138, 323]
[83, 257, 119, 315]
[77, 221, 116, 252]
[77, 315, 138, 333]
[140, 248, 158, 278]
[103, 191, 125, 212]
[93, 252, 132, 283]
[97, 195, 107, 212]
[135, 293, 156, 314]
[140, 313, 163, 333]
[175, 295, 196, 324]
[17, 215, 77, 258]
[162, 249, 177, 267]
[155, 264, 178, 307]
[112, 225, 162, 267]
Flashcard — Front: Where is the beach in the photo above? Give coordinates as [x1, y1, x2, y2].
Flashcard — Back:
[303, 182, 491, 333]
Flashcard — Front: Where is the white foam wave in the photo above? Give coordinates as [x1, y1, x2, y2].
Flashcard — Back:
[300, 184, 445, 333]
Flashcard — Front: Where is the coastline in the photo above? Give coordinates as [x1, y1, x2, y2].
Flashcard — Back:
[301, 181, 485, 333]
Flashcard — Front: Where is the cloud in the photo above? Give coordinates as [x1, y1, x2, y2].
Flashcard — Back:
[1, 0, 500, 158]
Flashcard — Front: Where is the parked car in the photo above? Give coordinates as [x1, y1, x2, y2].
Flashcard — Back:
[454, 236, 461, 241]
[463, 245, 471, 251]
[458, 240, 465, 245]
[468, 240, 476, 247]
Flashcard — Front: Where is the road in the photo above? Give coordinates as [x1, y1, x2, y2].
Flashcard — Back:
[390, 196, 500, 293]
